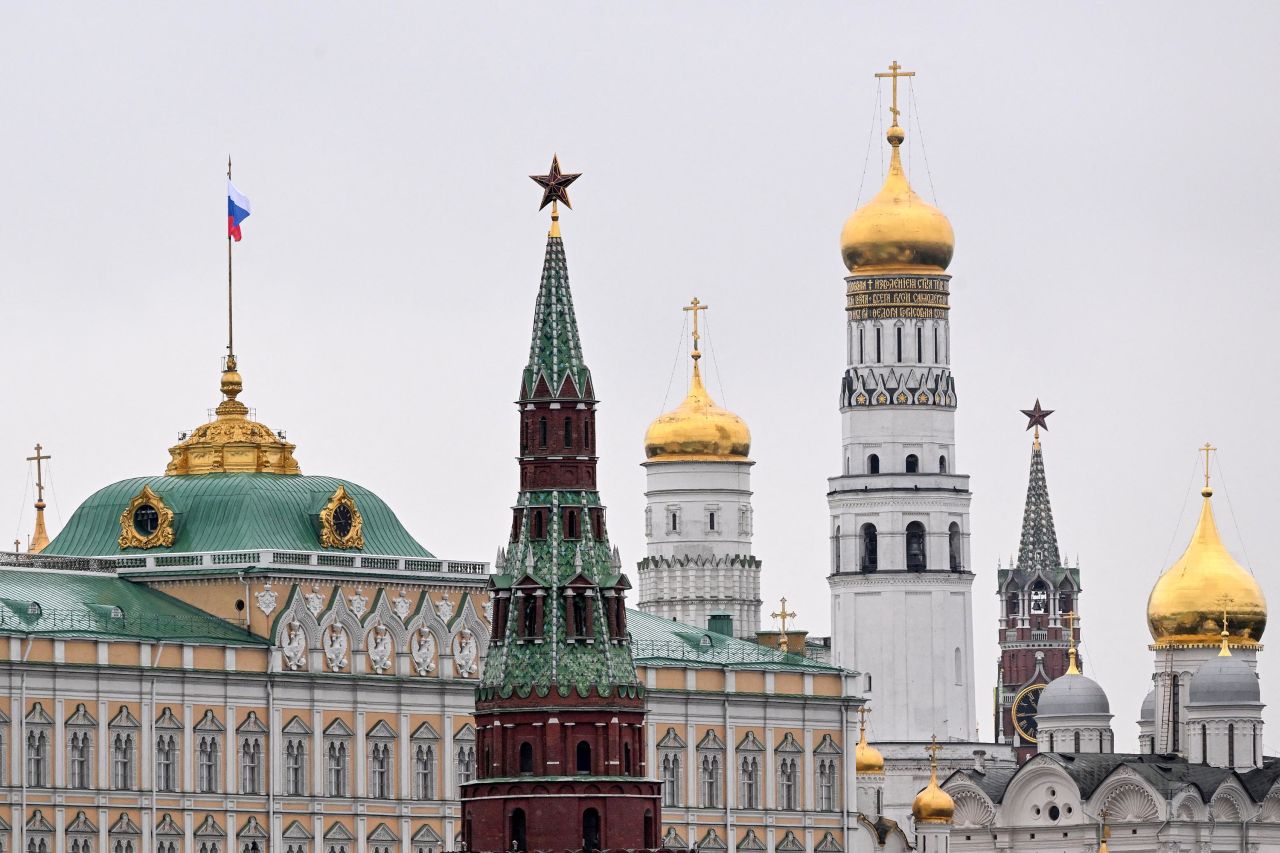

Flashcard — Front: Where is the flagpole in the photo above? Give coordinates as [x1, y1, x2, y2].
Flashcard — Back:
[227, 155, 235, 364]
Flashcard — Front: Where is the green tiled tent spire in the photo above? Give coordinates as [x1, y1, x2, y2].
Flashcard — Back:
[520, 233, 594, 401]
[482, 226, 639, 700]
[1015, 440, 1062, 573]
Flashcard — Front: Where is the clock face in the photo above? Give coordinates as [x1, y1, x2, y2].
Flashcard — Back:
[1012, 683, 1047, 743]
[332, 504, 354, 539]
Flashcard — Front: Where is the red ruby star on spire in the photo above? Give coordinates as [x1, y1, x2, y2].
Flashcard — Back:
[529, 154, 581, 210]
[1021, 399, 1054, 432]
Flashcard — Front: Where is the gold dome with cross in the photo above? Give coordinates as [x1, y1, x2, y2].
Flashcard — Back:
[644, 298, 751, 462]
[840, 61, 955, 275]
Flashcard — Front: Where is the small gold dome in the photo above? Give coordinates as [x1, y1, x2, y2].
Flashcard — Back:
[855, 724, 884, 775]
[1147, 489, 1266, 647]
[840, 125, 955, 274]
[166, 357, 301, 476]
[912, 774, 955, 825]
[644, 361, 750, 462]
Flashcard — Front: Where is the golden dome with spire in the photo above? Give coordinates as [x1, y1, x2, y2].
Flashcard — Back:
[840, 121, 955, 275]
[644, 299, 750, 463]
[1147, 464, 1265, 647]
[165, 356, 301, 476]
[854, 709, 884, 774]
[912, 737, 955, 825]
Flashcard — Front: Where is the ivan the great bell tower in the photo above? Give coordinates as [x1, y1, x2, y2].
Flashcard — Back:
[826, 63, 977, 744]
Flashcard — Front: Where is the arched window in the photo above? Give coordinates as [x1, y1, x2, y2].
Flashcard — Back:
[519, 742, 533, 774]
[833, 525, 842, 572]
[623, 742, 632, 775]
[661, 754, 680, 806]
[583, 419, 592, 448]
[948, 522, 962, 571]
[1201, 724, 1208, 765]
[708, 511, 716, 531]
[1073, 731, 1081, 753]
[1030, 581, 1048, 614]
[916, 327, 923, 362]
[576, 741, 592, 774]
[1006, 593, 1019, 617]
[1059, 591, 1074, 615]
[521, 595, 538, 639]
[896, 326, 903, 361]
[954, 647, 962, 685]
[581, 808, 600, 853]
[875, 327, 882, 363]
[1047, 732, 1054, 752]
[571, 593, 588, 638]
[563, 417, 573, 448]
[867, 453, 880, 474]
[532, 510, 545, 540]
[906, 522, 927, 571]
[860, 524, 878, 572]
[938, 455, 947, 474]
[1170, 675, 1181, 751]
[739, 755, 759, 809]
[565, 509, 580, 539]
[538, 418, 547, 448]
[934, 325, 940, 362]
[510, 809, 527, 853]
[778, 757, 797, 810]
[858, 327, 865, 363]
[905, 454, 919, 473]
[644, 810, 655, 849]
[1229, 723, 1236, 767]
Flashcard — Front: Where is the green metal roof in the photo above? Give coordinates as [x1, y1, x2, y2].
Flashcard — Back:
[627, 609, 845, 674]
[42, 474, 434, 559]
[0, 566, 264, 645]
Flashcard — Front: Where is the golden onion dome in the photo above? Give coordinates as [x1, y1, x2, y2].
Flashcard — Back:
[840, 124, 955, 274]
[644, 358, 750, 462]
[912, 770, 954, 825]
[854, 721, 884, 775]
[1147, 488, 1266, 647]
[166, 357, 301, 476]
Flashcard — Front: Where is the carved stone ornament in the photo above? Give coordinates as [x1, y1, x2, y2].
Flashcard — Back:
[436, 593, 454, 622]
[304, 585, 325, 617]
[117, 484, 176, 550]
[453, 628, 478, 676]
[392, 590, 412, 622]
[323, 625, 349, 671]
[281, 621, 307, 671]
[412, 629, 437, 675]
[482, 594, 494, 625]
[256, 583, 278, 616]
[367, 623, 393, 674]
[318, 485, 364, 550]
[349, 588, 369, 618]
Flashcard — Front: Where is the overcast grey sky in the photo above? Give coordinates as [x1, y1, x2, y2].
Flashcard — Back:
[3, 2, 1279, 749]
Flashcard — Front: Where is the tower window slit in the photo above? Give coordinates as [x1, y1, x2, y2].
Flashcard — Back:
[896, 327, 902, 362]
[934, 325, 939, 362]
[875, 328, 882, 363]
[563, 416, 573, 448]
[916, 327, 923, 362]
[858, 327, 864, 363]
[538, 417, 548, 448]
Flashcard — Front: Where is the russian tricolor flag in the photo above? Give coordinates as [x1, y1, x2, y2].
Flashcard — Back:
[227, 179, 252, 241]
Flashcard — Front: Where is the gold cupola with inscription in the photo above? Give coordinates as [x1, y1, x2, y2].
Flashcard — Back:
[840, 62, 954, 275]
[1147, 445, 1265, 647]
[165, 356, 301, 476]
[644, 298, 751, 463]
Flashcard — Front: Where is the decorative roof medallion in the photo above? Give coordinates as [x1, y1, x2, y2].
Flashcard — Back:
[118, 485, 175, 550]
[319, 485, 364, 549]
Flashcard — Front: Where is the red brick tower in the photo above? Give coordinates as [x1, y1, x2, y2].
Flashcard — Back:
[460, 159, 661, 853]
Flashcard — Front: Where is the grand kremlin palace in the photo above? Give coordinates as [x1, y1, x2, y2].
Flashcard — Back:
[0, 201, 868, 853]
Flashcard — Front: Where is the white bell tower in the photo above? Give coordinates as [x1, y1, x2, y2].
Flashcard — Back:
[826, 62, 976, 744]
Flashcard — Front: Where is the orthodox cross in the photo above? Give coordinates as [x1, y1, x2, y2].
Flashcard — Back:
[771, 596, 797, 652]
[1219, 610, 1232, 656]
[529, 154, 582, 237]
[26, 444, 50, 503]
[857, 705, 871, 732]
[1200, 442, 1216, 491]
[684, 297, 709, 361]
[925, 734, 942, 768]
[874, 60, 916, 126]
[1063, 611, 1079, 673]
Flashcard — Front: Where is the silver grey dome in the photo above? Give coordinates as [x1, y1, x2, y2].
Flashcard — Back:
[1189, 655, 1260, 705]
[1036, 673, 1110, 717]
[1139, 688, 1155, 722]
